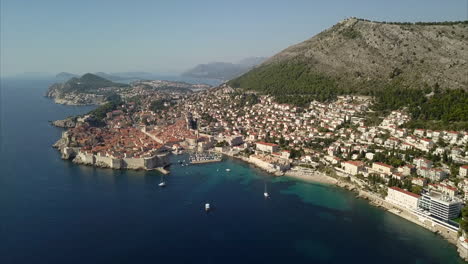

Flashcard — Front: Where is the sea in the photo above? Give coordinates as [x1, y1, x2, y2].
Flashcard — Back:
[0, 78, 466, 264]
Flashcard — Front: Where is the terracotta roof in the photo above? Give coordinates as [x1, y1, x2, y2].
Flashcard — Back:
[374, 162, 394, 169]
[256, 141, 279, 147]
[344, 160, 364, 167]
[389, 187, 421, 198]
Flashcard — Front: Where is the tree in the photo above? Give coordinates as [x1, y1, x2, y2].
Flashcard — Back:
[411, 185, 422, 195]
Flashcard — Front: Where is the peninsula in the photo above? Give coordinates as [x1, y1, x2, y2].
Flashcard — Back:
[49, 18, 468, 260]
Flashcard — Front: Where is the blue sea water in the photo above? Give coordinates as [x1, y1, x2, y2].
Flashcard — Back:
[0, 78, 466, 264]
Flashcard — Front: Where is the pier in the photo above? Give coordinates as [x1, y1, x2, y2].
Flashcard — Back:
[189, 152, 222, 164]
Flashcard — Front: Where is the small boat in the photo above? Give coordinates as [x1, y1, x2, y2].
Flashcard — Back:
[226, 168, 231, 172]
[158, 175, 166, 187]
[205, 203, 210, 211]
[264, 183, 269, 198]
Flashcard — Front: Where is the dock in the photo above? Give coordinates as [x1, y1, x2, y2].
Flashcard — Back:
[189, 152, 223, 164]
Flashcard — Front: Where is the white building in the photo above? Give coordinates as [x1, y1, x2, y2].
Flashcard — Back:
[372, 162, 394, 175]
[386, 187, 421, 210]
[255, 142, 279, 153]
[460, 165, 468, 178]
[419, 190, 462, 221]
[342, 160, 364, 176]
[413, 157, 433, 169]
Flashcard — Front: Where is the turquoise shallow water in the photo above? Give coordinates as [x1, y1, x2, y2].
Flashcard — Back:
[0, 78, 466, 264]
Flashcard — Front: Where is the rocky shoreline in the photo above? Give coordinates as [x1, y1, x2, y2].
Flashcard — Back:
[46, 92, 106, 105]
[51, 135, 466, 259]
[50, 117, 77, 128]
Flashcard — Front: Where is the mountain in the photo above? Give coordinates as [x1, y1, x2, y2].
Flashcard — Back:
[229, 18, 468, 97]
[238, 57, 268, 67]
[228, 18, 468, 129]
[56, 72, 79, 80]
[93, 72, 127, 81]
[46, 73, 129, 105]
[182, 57, 267, 80]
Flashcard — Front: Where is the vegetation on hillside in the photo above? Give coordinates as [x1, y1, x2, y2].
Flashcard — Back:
[460, 205, 468, 236]
[229, 61, 468, 129]
[89, 100, 122, 121]
[228, 62, 338, 106]
[149, 99, 171, 113]
[62, 73, 128, 94]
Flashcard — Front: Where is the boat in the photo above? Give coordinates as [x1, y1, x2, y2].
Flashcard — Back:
[226, 168, 231, 172]
[264, 183, 269, 198]
[189, 152, 222, 164]
[205, 203, 210, 211]
[158, 175, 166, 187]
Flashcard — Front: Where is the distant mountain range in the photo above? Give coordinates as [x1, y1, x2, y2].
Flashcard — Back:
[182, 57, 267, 80]
[56, 72, 79, 80]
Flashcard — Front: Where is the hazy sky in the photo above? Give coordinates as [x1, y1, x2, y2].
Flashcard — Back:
[1, 0, 467, 77]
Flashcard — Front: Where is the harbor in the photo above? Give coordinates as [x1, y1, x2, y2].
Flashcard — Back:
[189, 152, 223, 164]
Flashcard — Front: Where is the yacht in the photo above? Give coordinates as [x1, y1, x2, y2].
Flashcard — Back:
[205, 203, 210, 211]
[158, 175, 166, 187]
[264, 183, 269, 198]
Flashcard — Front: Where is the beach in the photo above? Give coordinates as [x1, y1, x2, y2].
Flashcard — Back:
[284, 167, 338, 185]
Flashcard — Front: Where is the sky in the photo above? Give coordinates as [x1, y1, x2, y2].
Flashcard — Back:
[1, 0, 467, 77]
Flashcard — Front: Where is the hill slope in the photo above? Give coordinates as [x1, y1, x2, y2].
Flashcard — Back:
[56, 72, 79, 80]
[46, 73, 129, 105]
[229, 18, 468, 95]
[228, 18, 468, 129]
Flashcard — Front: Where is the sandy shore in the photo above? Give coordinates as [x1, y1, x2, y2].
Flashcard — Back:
[216, 152, 461, 249]
[284, 168, 338, 185]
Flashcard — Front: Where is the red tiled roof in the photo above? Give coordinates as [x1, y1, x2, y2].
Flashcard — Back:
[389, 187, 421, 198]
[374, 162, 394, 169]
[345, 160, 364, 167]
[257, 141, 278, 147]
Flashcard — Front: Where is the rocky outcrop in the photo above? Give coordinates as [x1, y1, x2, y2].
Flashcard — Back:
[46, 87, 107, 105]
[51, 117, 77, 128]
[458, 236, 468, 262]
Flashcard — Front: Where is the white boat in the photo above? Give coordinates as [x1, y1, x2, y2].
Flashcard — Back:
[158, 175, 166, 187]
[264, 183, 269, 198]
[205, 203, 210, 211]
[226, 168, 231, 172]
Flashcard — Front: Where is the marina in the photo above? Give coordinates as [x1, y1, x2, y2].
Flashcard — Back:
[189, 152, 223, 164]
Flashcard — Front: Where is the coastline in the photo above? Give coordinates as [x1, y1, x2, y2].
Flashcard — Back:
[223, 152, 460, 249]
[53, 145, 462, 251]
[283, 168, 338, 185]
